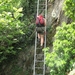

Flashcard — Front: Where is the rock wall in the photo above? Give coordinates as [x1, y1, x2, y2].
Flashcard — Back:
[46, 0, 70, 47]
[47, 0, 67, 26]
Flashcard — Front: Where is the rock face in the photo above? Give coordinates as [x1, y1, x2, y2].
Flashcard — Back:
[47, 0, 67, 46]
[47, 0, 67, 26]
[68, 69, 75, 75]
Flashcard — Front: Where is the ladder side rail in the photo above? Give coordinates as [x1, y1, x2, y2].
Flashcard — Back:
[43, 0, 47, 75]
[33, 31, 37, 75]
[44, 0, 47, 48]
[34, 1, 39, 75]
[37, 0, 39, 16]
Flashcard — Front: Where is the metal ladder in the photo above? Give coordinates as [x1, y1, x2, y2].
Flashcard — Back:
[33, 0, 47, 75]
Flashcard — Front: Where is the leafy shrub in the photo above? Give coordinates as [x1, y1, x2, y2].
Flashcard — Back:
[44, 22, 75, 75]
[0, 0, 23, 63]
[63, 0, 75, 21]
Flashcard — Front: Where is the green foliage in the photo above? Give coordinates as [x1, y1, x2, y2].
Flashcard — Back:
[21, 0, 37, 15]
[43, 0, 75, 74]
[63, 0, 75, 21]
[44, 22, 75, 75]
[0, 0, 35, 75]
[0, 0, 24, 63]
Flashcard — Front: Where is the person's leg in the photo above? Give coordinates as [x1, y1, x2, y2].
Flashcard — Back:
[38, 33, 40, 39]
[40, 34, 44, 47]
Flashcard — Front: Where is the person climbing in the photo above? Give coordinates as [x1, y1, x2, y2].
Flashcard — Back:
[35, 14, 46, 48]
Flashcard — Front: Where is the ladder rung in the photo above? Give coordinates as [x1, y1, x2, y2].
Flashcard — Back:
[36, 54, 44, 59]
[39, 4, 46, 6]
[36, 74, 43, 75]
[36, 54, 44, 56]
[39, 9, 45, 10]
[35, 67, 43, 69]
[35, 60, 44, 62]
[39, 1, 45, 2]
[36, 48, 42, 50]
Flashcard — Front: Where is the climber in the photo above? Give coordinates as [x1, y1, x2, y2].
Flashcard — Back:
[35, 14, 46, 48]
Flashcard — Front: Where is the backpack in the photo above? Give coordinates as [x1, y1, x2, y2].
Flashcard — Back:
[36, 15, 45, 26]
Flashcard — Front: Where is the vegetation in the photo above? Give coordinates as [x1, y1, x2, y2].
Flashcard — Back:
[0, 0, 36, 75]
[0, 0, 23, 63]
[1, 0, 75, 75]
[44, 0, 75, 75]
[44, 22, 75, 75]
[63, 0, 75, 21]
